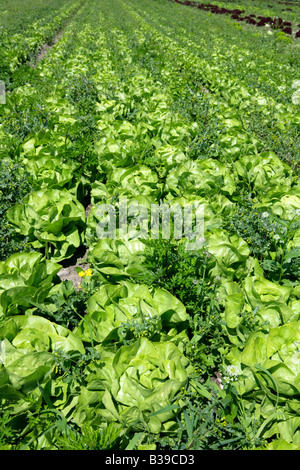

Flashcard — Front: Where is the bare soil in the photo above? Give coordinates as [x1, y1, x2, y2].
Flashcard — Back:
[30, 31, 63, 67]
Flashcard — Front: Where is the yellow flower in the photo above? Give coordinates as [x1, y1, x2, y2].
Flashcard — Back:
[85, 268, 92, 276]
[78, 271, 85, 277]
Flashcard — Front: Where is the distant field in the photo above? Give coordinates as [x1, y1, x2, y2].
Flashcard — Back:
[0, 0, 76, 34]
[175, 0, 300, 34]
[0, 0, 83, 85]
[188, 0, 300, 22]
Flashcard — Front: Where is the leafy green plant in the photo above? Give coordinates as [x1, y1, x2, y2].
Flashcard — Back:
[2, 90, 53, 141]
[75, 280, 189, 346]
[66, 75, 99, 113]
[54, 422, 124, 450]
[35, 280, 88, 330]
[0, 160, 32, 261]
[6, 188, 86, 261]
[137, 239, 212, 295]
[134, 377, 266, 450]
[135, 239, 225, 373]
[275, 31, 293, 44]
[118, 313, 162, 345]
[51, 347, 101, 386]
[0, 251, 61, 317]
[224, 193, 277, 256]
[0, 410, 22, 450]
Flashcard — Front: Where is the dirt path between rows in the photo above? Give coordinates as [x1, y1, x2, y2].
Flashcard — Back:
[30, 0, 85, 67]
[34, 31, 64, 64]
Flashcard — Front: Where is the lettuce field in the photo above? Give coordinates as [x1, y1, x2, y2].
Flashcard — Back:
[1, 0, 300, 451]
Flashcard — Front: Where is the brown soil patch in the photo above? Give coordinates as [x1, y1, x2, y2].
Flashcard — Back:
[32, 31, 63, 66]
[57, 259, 89, 289]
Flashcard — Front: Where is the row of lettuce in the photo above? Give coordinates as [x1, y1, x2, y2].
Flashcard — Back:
[0, 0, 85, 87]
[126, 0, 300, 133]
[0, 0, 300, 449]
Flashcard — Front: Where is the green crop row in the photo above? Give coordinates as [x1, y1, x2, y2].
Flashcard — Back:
[0, 0, 85, 87]
[119, 0, 300, 167]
